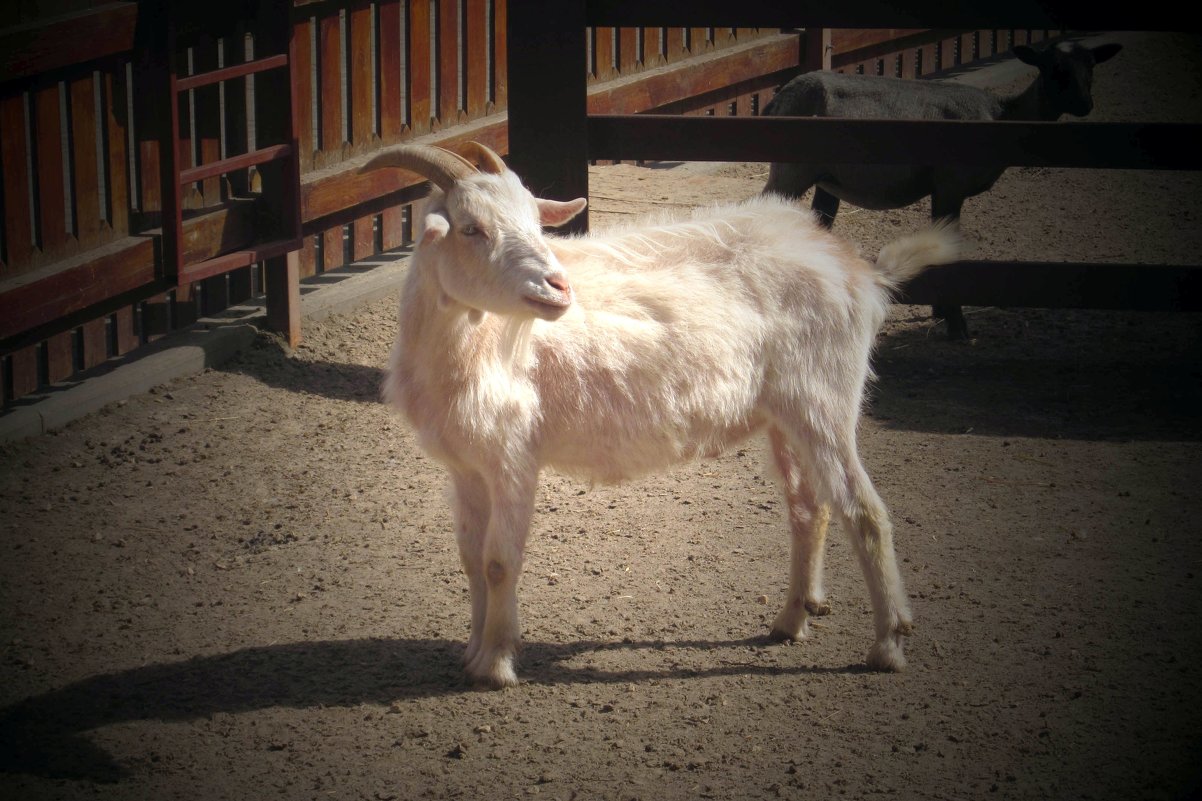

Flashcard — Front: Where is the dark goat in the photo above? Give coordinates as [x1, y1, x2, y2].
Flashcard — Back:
[763, 40, 1122, 338]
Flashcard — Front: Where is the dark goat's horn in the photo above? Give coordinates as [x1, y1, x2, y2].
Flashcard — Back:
[457, 141, 507, 175]
[359, 145, 477, 193]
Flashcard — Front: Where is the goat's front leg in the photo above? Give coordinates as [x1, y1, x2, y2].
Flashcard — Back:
[767, 427, 832, 642]
[449, 469, 491, 669]
[464, 469, 538, 689]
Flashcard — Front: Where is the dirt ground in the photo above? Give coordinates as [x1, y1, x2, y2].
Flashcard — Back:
[3, 31, 1202, 801]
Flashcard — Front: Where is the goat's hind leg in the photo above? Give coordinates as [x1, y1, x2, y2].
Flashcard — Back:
[835, 457, 912, 672]
[767, 427, 832, 643]
[785, 424, 912, 671]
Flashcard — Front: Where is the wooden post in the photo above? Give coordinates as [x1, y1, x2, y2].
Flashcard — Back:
[506, 0, 589, 233]
[804, 27, 831, 72]
[265, 251, 301, 346]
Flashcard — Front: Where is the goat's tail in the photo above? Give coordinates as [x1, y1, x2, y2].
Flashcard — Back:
[873, 218, 961, 290]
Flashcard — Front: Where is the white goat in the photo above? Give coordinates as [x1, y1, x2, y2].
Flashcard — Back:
[362, 142, 959, 688]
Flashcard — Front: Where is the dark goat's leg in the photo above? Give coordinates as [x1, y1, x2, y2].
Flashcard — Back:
[930, 196, 968, 339]
[812, 188, 840, 229]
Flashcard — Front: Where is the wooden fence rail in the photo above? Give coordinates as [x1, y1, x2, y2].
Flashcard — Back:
[0, 0, 1130, 409]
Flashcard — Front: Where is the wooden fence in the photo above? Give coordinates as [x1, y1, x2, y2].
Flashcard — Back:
[0, 0, 1058, 408]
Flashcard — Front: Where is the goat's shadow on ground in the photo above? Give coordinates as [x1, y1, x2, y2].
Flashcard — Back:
[0, 636, 859, 783]
[222, 333, 388, 406]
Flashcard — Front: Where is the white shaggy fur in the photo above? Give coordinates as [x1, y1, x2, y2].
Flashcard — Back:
[373, 149, 959, 688]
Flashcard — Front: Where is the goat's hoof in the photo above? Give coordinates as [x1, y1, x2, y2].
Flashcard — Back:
[465, 652, 519, 689]
[767, 621, 809, 643]
[866, 640, 907, 672]
[805, 598, 832, 617]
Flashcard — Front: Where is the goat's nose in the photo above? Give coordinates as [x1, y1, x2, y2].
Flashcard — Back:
[545, 273, 570, 293]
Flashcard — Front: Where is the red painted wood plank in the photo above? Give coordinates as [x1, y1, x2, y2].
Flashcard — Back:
[33, 83, 67, 256]
[322, 226, 344, 271]
[617, 27, 638, 72]
[409, 0, 433, 133]
[8, 346, 38, 398]
[437, 0, 458, 126]
[0, 3, 138, 83]
[104, 68, 129, 237]
[292, 17, 315, 165]
[0, 236, 156, 341]
[378, 1, 403, 137]
[1, 92, 35, 271]
[45, 330, 73, 384]
[349, 0, 374, 146]
[319, 11, 343, 152]
[112, 305, 138, 355]
[381, 205, 405, 250]
[352, 215, 374, 261]
[465, 0, 488, 116]
[174, 53, 289, 92]
[81, 316, 107, 369]
[297, 233, 317, 278]
[493, 0, 507, 108]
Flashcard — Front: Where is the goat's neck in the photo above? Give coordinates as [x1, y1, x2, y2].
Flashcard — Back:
[998, 76, 1060, 121]
[399, 267, 533, 378]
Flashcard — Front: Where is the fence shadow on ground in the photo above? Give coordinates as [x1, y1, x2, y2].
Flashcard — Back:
[870, 309, 1202, 442]
[0, 636, 860, 783]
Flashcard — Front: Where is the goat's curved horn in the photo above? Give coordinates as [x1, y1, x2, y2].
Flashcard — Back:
[359, 145, 477, 193]
[457, 141, 507, 175]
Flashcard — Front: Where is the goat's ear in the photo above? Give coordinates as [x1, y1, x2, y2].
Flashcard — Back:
[1012, 45, 1043, 67]
[421, 212, 450, 246]
[537, 197, 588, 228]
[1091, 43, 1122, 64]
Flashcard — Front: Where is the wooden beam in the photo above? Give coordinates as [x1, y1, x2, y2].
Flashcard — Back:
[0, 3, 138, 83]
[586, 115, 1202, 170]
[583, 0, 1188, 31]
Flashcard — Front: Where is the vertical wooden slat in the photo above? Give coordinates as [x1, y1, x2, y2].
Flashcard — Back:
[900, 46, 917, 78]
[918, 42, 937, 76]
[378, 0, 403, 138]
[45, 331, 73, 385]
[319, 11, 343, 153]
[173, 283, 198, 329]
[977, 29, 994, 59]
[323, 226, 345, 271]
[593, 27, 614, 80]
[437, 0, 458, 127]
[292, 17, 315, 164]
[493, 0, 507, 110]
[8, 346, 38, 398]
[298, 233, 318, 278]
[617, 27, 637, 73]
[665, 28, 685, 62]
[265, 250, 301, 346]
[33, 83, 66, 255]
[409, 0, 432, 133]
[113, 306, 138, 355]
[81, 317, 108, 369]
[465, 0, 488, 117]
[381, 206, 405, 250]
[690, 27, 709, 54]
[1, 92, 35, 269]
[349, 0, 374, 147]
[353, 214, 375, 260]
[104, 67, 129, 237]
[69, 75, 102, 243]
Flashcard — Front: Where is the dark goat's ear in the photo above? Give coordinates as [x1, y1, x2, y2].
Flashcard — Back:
[1091, 43, 1123, 64]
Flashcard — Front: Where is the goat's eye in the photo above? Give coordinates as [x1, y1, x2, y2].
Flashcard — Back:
[460, 224, 480, 237]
